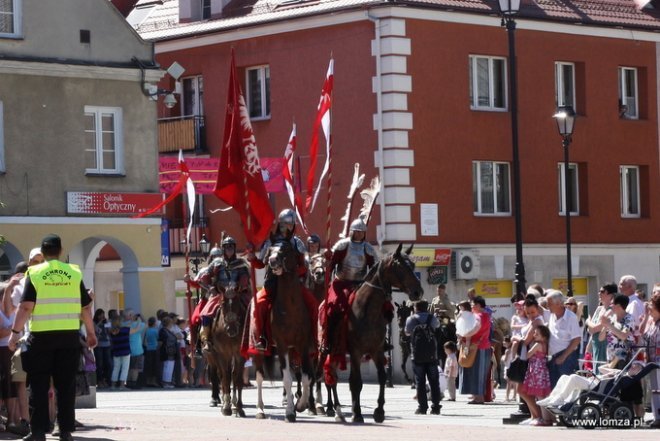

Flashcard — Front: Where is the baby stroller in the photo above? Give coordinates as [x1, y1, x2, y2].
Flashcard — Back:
[543, 348, 659, 429]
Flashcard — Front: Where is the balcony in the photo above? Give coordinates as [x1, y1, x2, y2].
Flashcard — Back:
[158, 115, 206, 153]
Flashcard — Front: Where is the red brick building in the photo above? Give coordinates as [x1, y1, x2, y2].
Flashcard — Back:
[127, 0, 660, 318]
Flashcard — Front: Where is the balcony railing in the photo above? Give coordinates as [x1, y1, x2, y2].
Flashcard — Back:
[158, 115, 206, 153]
[168, 217, 209, 254]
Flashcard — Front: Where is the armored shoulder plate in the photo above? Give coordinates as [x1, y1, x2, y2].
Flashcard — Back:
[292, 236, 306, 254]
[331, 237, 351, 252]
[363, 242, 378, 259]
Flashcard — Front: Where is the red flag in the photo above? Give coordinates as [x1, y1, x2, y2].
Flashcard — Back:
[132, 150, 190, 219]
[305, 59, 334, 213]
[213, 50, 274, 245]
[283, 123, 308, 234]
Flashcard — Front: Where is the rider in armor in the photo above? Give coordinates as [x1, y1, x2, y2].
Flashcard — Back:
[305, 234, 322, 261]
[186, 236, 250, 352]
[321, 218, 379, 355]
[248, 209, 314, 351]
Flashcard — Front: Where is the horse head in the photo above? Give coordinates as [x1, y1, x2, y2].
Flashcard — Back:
[309, 253, 326, 285]
[267, 236, 297, 276]
[394, 301, 413, 329]
[386, 243, 423, 301]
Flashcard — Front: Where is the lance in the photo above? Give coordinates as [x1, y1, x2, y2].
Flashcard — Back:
[340, 163, 365, 239]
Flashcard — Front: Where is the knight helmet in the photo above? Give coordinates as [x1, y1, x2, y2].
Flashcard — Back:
[278, 208, 296, 235]
[349, 218, 367, 241]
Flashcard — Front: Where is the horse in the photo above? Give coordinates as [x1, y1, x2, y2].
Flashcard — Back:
[206, 286, 249, 417]
[394, 301, 413, 385]
[251, 235, 315, 422]
[324, 243, 423, 423]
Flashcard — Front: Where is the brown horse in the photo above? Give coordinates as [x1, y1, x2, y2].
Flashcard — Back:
[206, 288, 249, 417]
[324, 243, 423, 423]
[252, 235, 315, 422]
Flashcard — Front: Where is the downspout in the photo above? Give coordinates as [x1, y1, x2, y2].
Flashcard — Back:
[368, 11, 386, 253]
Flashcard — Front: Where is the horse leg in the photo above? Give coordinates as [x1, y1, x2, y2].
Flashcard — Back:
[331, 384, 345, 423]
[221, 360, 232, 416]
[282, 354, 296, 422]
[324, 383, 335, 417]
[255, 360, 266, 420]
[373, 352, 387, 423]
[233, 358, 246, 418]
[401, 350, 412, 385]
[209, 366, 220, 407]
[349, 353, 364, 423]
[295, 355, 312, 414]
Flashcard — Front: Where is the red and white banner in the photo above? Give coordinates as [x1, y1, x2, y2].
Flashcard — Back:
[305, 58, 334, 213]
[67, 192, 164, 215]
[159, 156, 285, 194]
[282, 124, 307, 233]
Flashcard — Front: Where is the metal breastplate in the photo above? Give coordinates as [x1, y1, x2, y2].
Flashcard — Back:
[337, 241, 367, 281]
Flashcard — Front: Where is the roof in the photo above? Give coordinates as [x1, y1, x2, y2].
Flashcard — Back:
[129, 0, 660, 42]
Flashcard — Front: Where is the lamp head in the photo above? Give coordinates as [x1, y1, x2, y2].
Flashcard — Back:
[498, 0, 521, 15]
[553, 106, 576, 137]
[163, 93, 177, 109]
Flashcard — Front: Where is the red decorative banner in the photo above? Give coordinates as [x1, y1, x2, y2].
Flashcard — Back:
[67, 192, 164, 215]
[159, 156, 285, 194]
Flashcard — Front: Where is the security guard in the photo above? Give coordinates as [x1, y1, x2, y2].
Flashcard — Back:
[8, 234, 96, 441]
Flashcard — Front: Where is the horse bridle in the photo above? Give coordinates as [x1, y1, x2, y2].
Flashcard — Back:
[363, 256, 393, 300]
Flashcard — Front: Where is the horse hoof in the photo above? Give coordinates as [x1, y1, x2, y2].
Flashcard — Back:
[255, 412, 266, 420]
[307, 407, 318, 416]
[373, 409, 385, 423]
[235, 409, 246, 418]
[285, 413, 296, 423]
[209, 400, 219, 407]
[315, 406, 326, 416]
[352, 414, 364, 423]
[222, 407, 232, 416]
[326, 407, 335, 418]
[335, 413, 346, 423]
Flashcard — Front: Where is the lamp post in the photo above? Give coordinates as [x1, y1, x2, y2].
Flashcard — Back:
[182, 233, 211, 304]
[498, 0, 526, 298]
[553, 106, 576, 297]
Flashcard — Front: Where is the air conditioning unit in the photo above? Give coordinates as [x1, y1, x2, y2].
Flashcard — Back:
[451, 249, 480, 280]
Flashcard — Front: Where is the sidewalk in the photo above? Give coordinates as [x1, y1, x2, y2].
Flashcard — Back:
[2, 382, 657, 441]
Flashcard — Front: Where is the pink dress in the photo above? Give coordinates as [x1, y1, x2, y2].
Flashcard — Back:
[519, 349, 551, 398]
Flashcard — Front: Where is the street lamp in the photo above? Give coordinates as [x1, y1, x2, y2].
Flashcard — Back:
[553, 106, 576, 297]
[498, 0, 526, 299]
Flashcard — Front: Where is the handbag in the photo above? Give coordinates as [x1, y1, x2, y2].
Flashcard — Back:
[458, 343, 479, 368]
[506, 357, 528, 383]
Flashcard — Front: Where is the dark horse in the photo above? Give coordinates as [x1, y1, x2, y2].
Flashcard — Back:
[206, 287, 249, 417]
[252, 235, 315, 422]
[394, 301, 413, 384]
[325, 243, 423, 423]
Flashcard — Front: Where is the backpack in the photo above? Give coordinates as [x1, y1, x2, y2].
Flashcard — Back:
[411, 314, 437, 363]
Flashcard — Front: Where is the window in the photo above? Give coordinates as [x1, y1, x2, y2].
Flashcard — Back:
[469, 55, 506, 110]
[620, 165, 640, 217]
[182, 76, 204, 116]
[555, 62, 575, 110]
[558, 163, 579, 215]
[0, 0, 21, 37]
[473, 161, 511, 215]
[84, 106, 124, 175]
[618, 67, 638, 119]
[0, 101, 4, 173]
[201, 0, 211, 19]
[246, 65, 270, 119]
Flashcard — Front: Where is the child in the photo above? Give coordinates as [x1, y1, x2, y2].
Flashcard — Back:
[455, 301, 478, 353]
[510, 301, 528, 339]
[443, 341, 458, 401]
[518, 325, 552, 426]
[143, 317, 160, 387]
[501, 336, 517, 401]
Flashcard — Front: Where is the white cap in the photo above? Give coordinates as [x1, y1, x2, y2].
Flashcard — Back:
[28, 247, 43, 261]
[526, 287, 543, 299]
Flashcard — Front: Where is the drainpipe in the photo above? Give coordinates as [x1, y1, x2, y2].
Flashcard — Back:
[368, 11, 386, 253]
